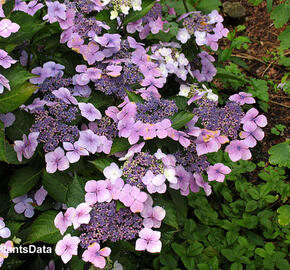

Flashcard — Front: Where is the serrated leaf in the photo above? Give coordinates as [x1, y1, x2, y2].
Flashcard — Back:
[27, 211, 62, 244]
[248, 79, 269, 102]
[216, 67, 248, 83]
[270, 3, 290, 28]
[123, 0, 156, 25]
[268, 141, 290, 168]
[197, 0, 221, 13]
[0, 82, 38, 113]
[66, 174, 85, 208]
[9, 166, 42, 199]
[278, 26, 290, 51]
[42, 171, 72, 203]
[171, 111, 194, 129]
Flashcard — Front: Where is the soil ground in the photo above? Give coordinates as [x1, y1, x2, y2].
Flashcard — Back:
[220, 0, 289, 158]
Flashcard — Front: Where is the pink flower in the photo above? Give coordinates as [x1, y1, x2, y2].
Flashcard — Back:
[82, 242, 111, 269]
[63, 142, 89, 163]
[240, 125, 264, 148]
[34, 186, 48, 206]
[135, 228, 162, 253]
[142, 171, 166, 194]
[77, 129, 100, 154]
[103, 163, 122, 182]
[225, 140, 252, 162]
[195, 130, 221, 156]
[29, 66, 49, 84]
[45, 147, 70, 173]
[0, 219, 11, 238]
[241, 108, 267, 130]
[0, 74, 10, 93]
[43, 1, 66, 24]
[12, 195, 34, 218]
[170, 165, 191, 196]
[155, 119, 172, 139]
[141, 205, 166, 228]
[119, 142, 145, 161]
[72, 203, 91, 229]
[106, 178, 124, 200]
[26, 1, 44, 16]
[54, 207, 75, 235]
[207, 163, 231, 182]
[119, 184, 147, 213]
[0, 49, 17, 69]
[0, 19, 20, 38]
[78, 103, 102, 122]
[14, 132, 39, 162]
[55, 234, 80, 264]
[229, 92, 255, 105]
[43, 61, 65, 77]
[85, 180, 111, 204]
[52, 87, 77, 105]
[106, 65, 122, 77]
[194, 173, 212, 196]
[0, 112, 15, 127]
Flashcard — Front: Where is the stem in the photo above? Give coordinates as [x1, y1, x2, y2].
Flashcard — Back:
[182, 0, 189, 13]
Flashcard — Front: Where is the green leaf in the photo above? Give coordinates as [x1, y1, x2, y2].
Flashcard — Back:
[5, 110, 34, 141]
[89, 157, 115, 172]
[0, 82, 38, 114]
[245, 200, 258, 212]
[277, 205, 290, 226]
[265, 242, 275, 254]
[181, 256, 195, 269]
[230, 262, 243, 270]
[9, 166, 43, 199]
[247, 0, 263, 6]
[187, 242, 204, 256]
[42, 171, 72, 203]
[248, 188, 260, 200]
[196, 0, 221, 13]
[27, 211, 62, 244]
[70, 256, 86, 270]
[171, 111, 194, 129]
[172, 243, 186, 257]
[126, 90, 144, 103]
[278, 26, 290, 51]
[86, 92, 114, 108]
[216, 67, 248, 83]
[270, 3, 290, 28]
[123, 0, 156, 25]
[66, 174, 85, 208]
[110, 138, 131, 154]
[0, 121, 5, 162]
[248, 79, 269, 102]
[268, 141, 290, 168]
[221, 248, 236, 261]
[5, 221, 24, 237]
[219, 48, 232, 62]
[3, 0, 15, 16]
[169, 189, 188, 221]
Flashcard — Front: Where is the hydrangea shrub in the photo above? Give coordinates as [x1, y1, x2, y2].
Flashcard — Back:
[0, 0, 269, 269]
